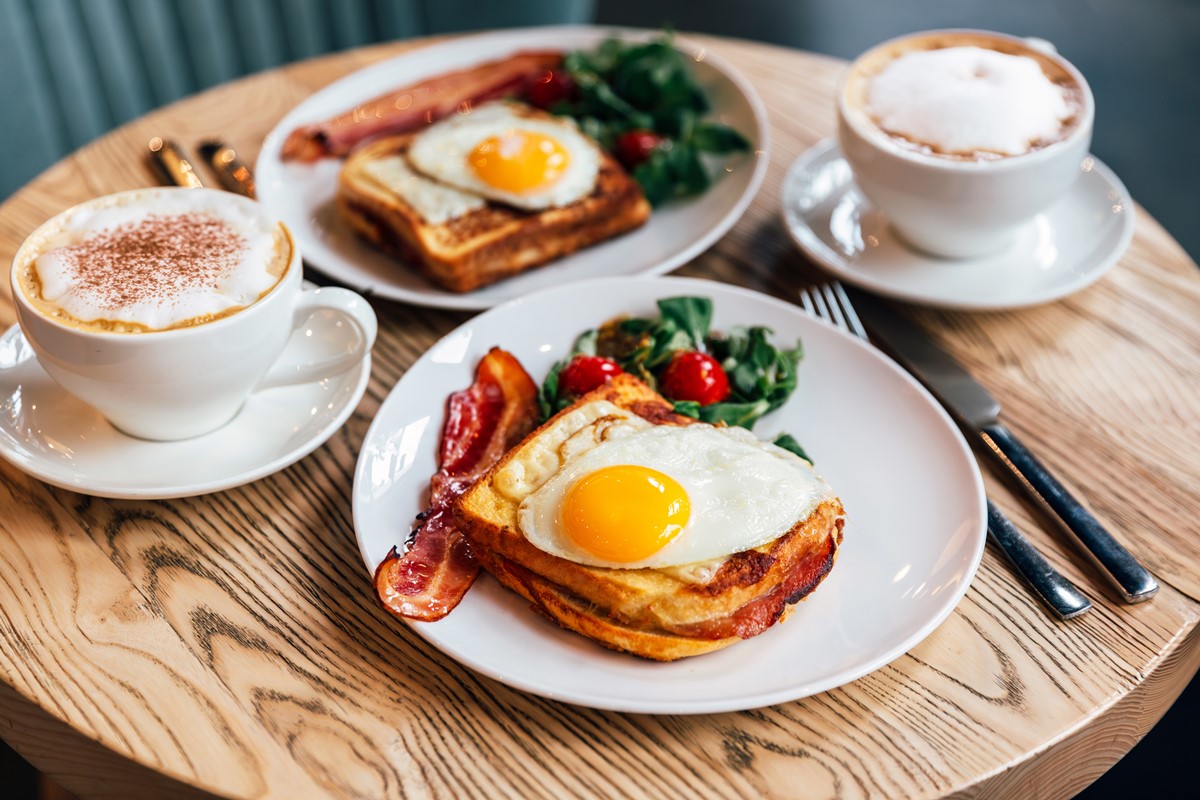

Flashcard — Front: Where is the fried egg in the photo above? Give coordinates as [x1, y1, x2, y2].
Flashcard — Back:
[360, 154, 486, 224]
[406, 102, 601, 211]
[493, 401, 834, 570]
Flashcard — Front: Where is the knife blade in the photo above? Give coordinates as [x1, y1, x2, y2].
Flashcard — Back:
[846, 287, 1158, 603]
[197, 140, 257, 198]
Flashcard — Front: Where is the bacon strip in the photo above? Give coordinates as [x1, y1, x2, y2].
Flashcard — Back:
[669, 534, 839, 640]
[374, 348, 538, 621]
[282, 51, 563, 162]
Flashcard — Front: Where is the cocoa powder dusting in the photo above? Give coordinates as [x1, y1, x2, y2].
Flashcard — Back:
[57, 213, 247, 311]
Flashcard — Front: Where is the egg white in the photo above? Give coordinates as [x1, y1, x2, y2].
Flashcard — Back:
[512, 408, 834, 570]
[360, 154, 486, 224]
[406, 102, 601, 211]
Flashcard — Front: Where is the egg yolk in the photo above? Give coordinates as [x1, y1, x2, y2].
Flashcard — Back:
[561, 465, 690, 563]
[468, 129, 570, 193]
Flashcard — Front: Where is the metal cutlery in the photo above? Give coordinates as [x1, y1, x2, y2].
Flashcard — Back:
[839, 285, 1157, 604]
[147, 137, 204, 188]
[197, 140, 257, 198]
[799, 282, 1092, 619]
[147, 138, 256, 199]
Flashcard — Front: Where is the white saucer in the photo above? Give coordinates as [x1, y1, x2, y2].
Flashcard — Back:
[0, 323, 371, 499]
[781, 139, 1135, 310]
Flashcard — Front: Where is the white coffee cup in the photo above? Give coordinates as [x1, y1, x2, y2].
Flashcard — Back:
[837, 30, 1095, 259]
[11, 187, 378, 441]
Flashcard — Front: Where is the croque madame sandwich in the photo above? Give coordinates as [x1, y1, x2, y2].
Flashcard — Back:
[336, 101, 651, 293]
[453, 373, 845, 661]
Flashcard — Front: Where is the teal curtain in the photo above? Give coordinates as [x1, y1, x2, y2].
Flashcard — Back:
[0, 0, 595, 201]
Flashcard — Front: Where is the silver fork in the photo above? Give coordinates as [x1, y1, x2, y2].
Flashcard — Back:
[800, 282, 1092, 620]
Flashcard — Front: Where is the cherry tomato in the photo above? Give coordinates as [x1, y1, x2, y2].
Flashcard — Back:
[659, 351, 730, 406]
[527, 69, 575, 108]
[615, 129, 665, 168]
[559, 355, 623, 396]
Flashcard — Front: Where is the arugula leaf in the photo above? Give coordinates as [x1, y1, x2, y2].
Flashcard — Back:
[692, 121, 752, 154]
[670, 144, 710, 196]
[537, 359, 565, 421]
[646, 326, 692, 369]
[540, 296, 807, 436]
[730, 361, 762, 398]
[656, 297, 712, 349]
[772, 433, 811, 462]
[557, 32, 750, 205]
[573, 328, 598, 356]
[536, 329, 604, 421]
[672, 400, 701, 419]
[632, 149, 674, 206]
[698, 400, 771, 429]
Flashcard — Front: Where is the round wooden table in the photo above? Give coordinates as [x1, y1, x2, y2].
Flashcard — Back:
[2, 33, 1199, 800]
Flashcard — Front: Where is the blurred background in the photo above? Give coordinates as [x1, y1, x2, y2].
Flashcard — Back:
[0, 0, 1196, 797]
[1, 0, 1196, 260]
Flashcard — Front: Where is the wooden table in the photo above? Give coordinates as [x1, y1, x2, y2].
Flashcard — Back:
[2, 33, 1199, 800]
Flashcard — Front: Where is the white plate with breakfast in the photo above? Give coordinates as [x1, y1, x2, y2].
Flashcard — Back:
[782, 139, 1134, 310]
[353, 276, 986, 713]
[0, 319, 370, 500]
[257, 26, 769, 310]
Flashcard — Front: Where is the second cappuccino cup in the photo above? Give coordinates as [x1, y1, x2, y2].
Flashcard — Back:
[837, 30, 1095, 259]
[11, 187, 378, 441]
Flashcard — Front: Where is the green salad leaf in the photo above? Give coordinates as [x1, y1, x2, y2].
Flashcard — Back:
[556, 33, 751, 205]
[772, 433, 811, 462]
[536, 296, 811, 459]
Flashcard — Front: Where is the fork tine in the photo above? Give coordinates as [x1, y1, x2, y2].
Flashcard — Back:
[818, 284, 848, 331]
[804, 284, 836, 325]
[801, 282, 865, 337]
[799, 287, 818, 318]
[810, 285, 833, 323]
[830, 282, 869, 341]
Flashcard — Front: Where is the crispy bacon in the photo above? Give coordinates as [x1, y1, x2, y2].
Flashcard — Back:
[374, 348, 538, 621]
[282, 51, 563, 162]
[669, 534, 840, 640]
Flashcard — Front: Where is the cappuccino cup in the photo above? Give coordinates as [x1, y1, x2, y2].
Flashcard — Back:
[11, 187, 378, 441]
[837, 30, 1095, 259]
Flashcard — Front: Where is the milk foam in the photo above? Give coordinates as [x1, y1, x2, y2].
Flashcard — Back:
[867, 46, 1072, 157]
[31, 191, 284, 331]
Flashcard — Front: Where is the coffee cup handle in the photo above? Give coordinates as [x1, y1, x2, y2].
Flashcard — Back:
[255, 286, 378, 390]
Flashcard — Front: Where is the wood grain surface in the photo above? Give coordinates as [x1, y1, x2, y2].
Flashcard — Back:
[2, 33, 1200, 800]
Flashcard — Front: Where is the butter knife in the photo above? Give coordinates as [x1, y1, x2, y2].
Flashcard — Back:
[148, 137, 204, 188]
[197, 140, 257, 198]
[847, 288, 1158, 603]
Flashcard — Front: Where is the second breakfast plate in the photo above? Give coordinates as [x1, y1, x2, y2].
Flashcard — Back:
[354, 277, 986, 714]
[257, 26, 769, 311]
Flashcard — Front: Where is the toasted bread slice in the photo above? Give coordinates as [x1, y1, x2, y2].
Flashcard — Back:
[455, 374, 845, 660]
[336, 127, 651, 293]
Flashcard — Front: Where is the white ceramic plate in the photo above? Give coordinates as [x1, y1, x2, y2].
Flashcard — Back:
[0, 322, 370, 500]
[781, 140, 1134, 310]
[257, 26, 769, 310]
[353, 277, 986, 713]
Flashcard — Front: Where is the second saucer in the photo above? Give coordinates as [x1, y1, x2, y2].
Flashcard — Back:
[0, 323, 370, 499]
[781, 139, 1134, 311]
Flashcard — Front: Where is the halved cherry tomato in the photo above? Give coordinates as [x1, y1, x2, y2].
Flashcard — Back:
[660, 351, 730, 406]
[615, 129, 665, 168]
[559, 355, 623, 396]
[527, 69, 576, 108]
